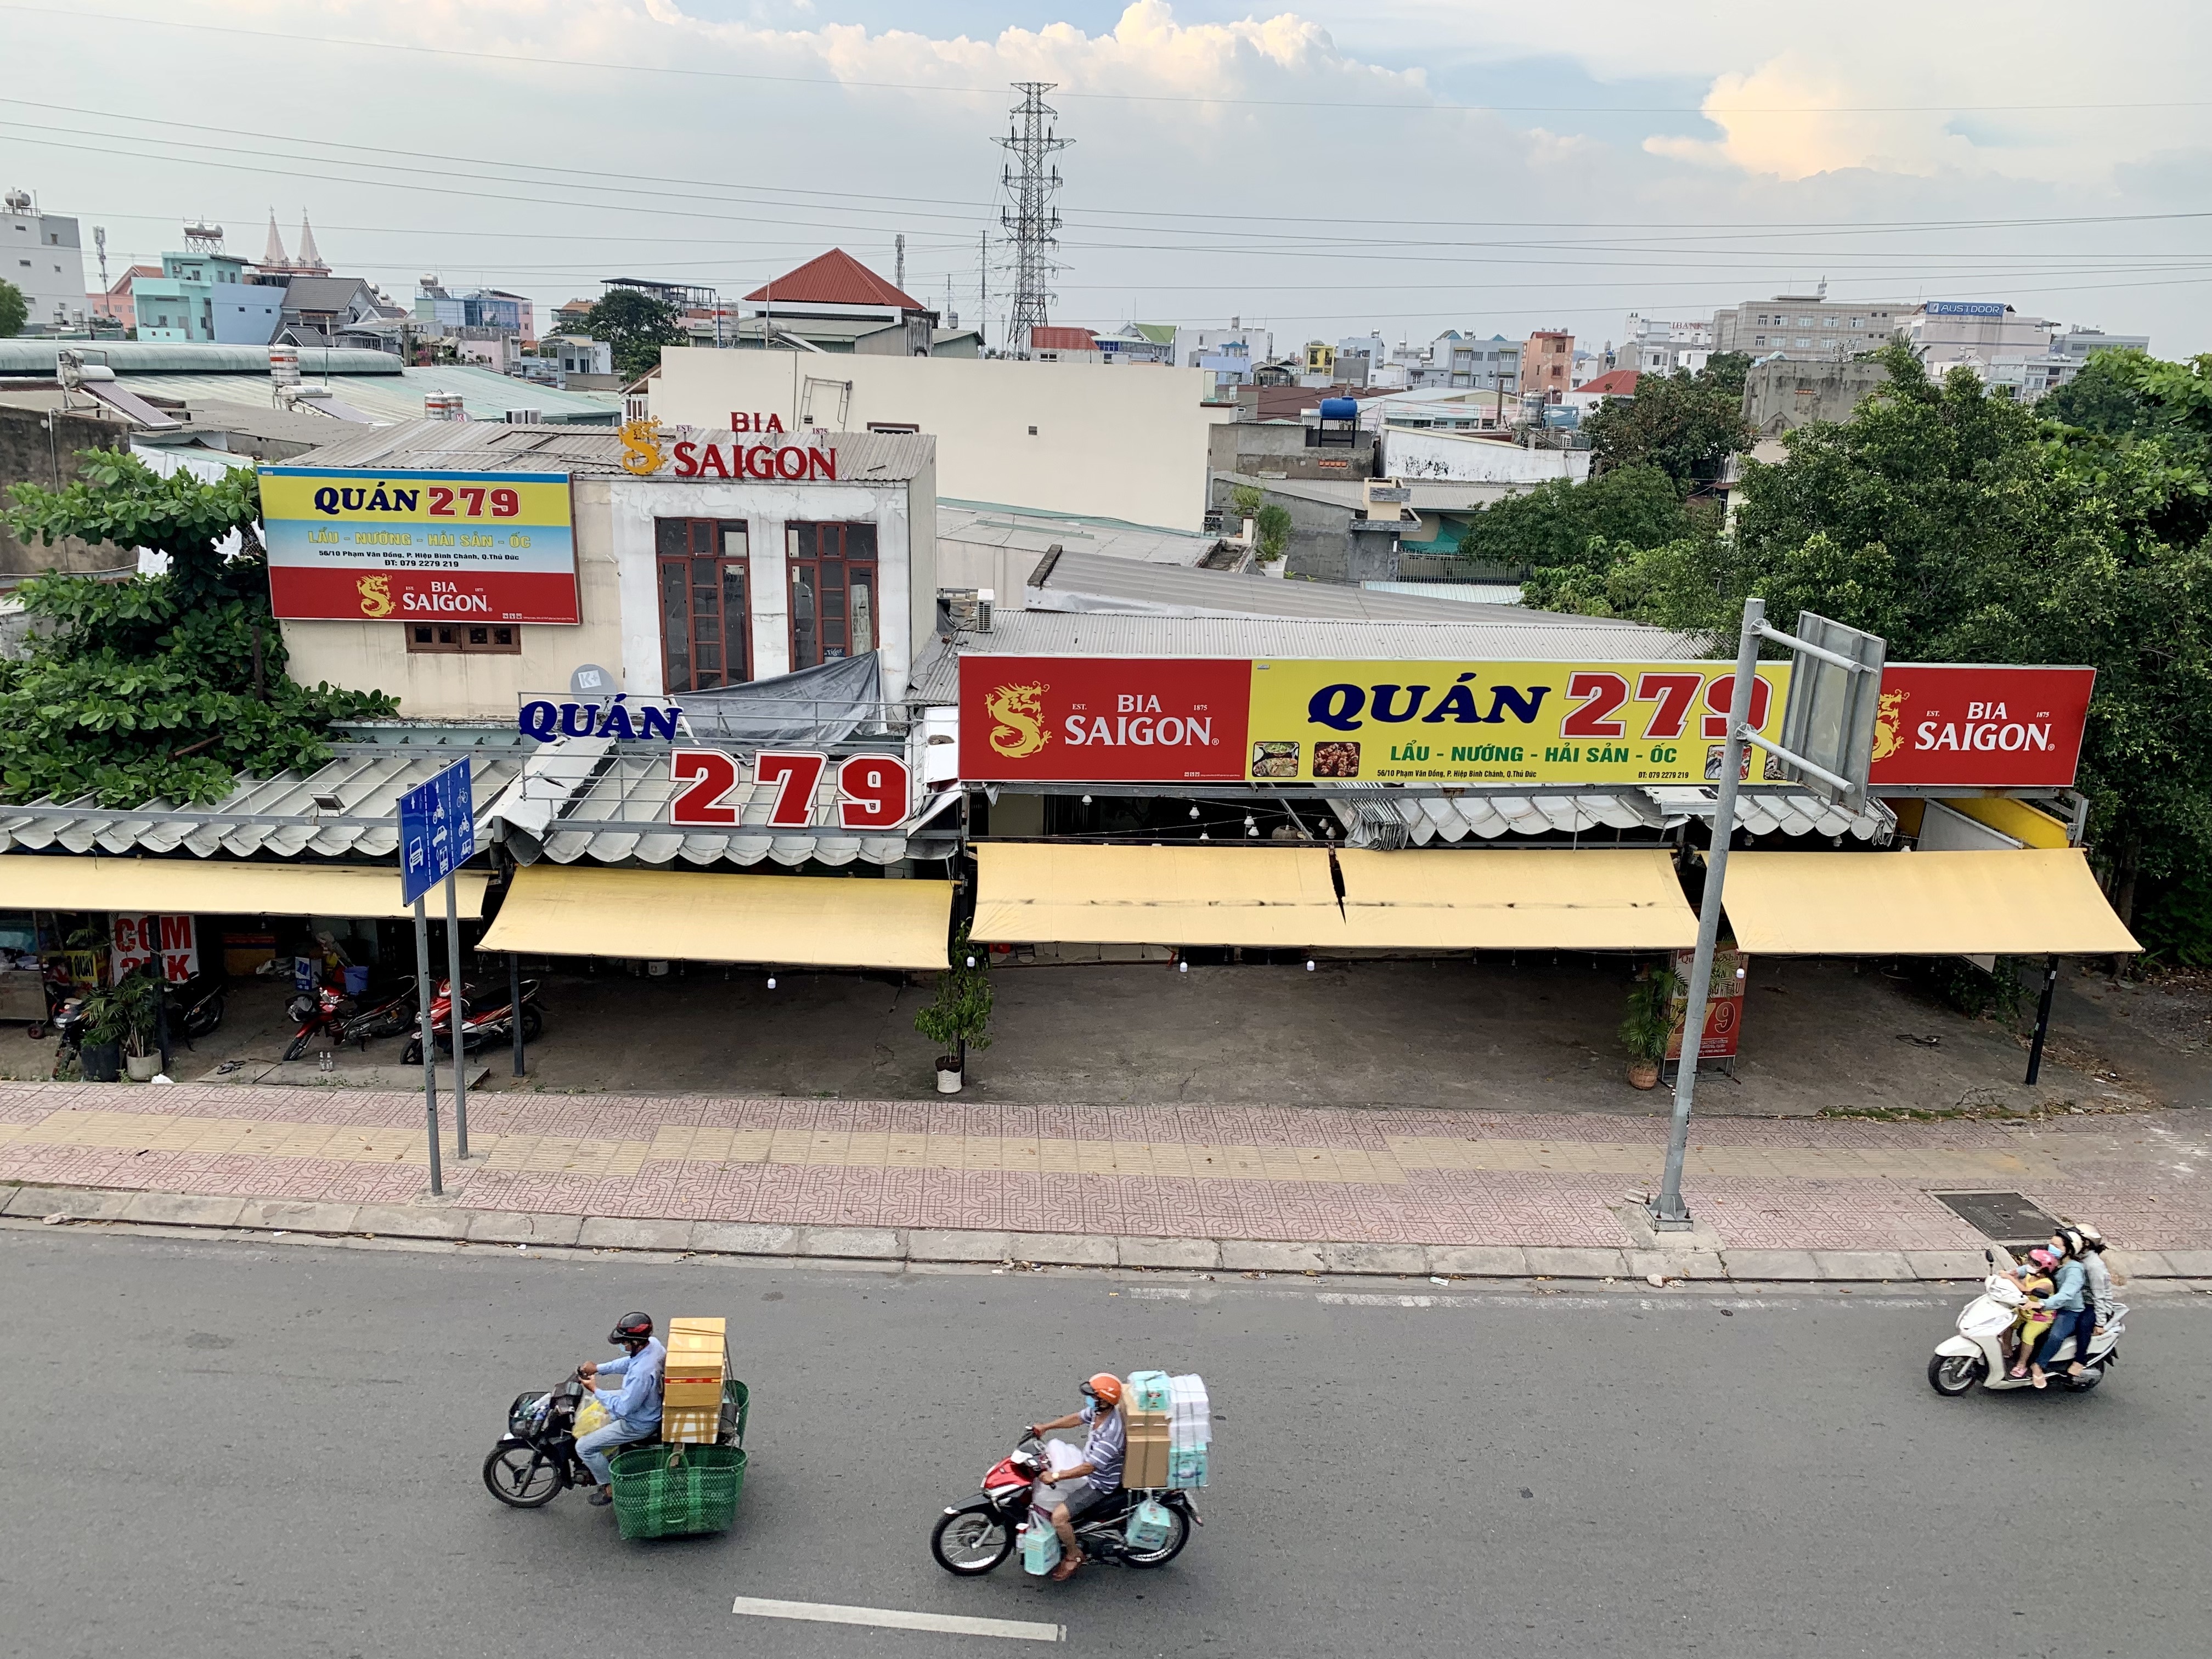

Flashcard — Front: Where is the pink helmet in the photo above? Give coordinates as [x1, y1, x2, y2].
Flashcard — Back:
[2028, 1248, 2059, 1269]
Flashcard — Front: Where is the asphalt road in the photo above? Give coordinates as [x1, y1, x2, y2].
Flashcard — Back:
[2, 1228, 2207, 1659]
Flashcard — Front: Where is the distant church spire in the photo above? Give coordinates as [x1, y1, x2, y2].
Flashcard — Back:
[295, 211, 326, 274]
[262, 209, 290, 269]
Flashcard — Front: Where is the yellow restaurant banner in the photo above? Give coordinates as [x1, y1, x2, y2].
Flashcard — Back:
[1242, 659, 1792, 786]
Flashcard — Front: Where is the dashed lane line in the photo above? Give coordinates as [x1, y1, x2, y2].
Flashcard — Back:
[731, 1595, 1064, 1643]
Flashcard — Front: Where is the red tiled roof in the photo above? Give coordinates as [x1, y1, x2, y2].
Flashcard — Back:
[1029, 326, 1099, 351]
[1577, 369, 1641, 396]
[743, 249, 923, 309]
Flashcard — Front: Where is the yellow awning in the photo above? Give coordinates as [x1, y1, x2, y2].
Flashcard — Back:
[973, 843, 1338, 948]
[972, 843, 1697, 950]
[1336, 849, 1698, 951]
[476, 864, 954, 970]
[1717, 849, 2139, 956]
[0, 855, 488, 919]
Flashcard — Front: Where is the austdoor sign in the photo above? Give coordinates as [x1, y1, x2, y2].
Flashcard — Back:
[261, 467, 580, 624]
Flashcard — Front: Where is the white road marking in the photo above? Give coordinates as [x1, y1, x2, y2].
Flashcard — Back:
[730, 1596, 1064, 1643]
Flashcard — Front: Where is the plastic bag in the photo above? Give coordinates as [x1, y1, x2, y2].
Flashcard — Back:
[574, 1395, 611, 1438]
[1125, 1497, 1173, 1551]
[1020, 1517, 1063, 1577]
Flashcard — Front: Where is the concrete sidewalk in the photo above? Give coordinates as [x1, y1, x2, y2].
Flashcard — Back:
[2, 1080, 2206, 1281]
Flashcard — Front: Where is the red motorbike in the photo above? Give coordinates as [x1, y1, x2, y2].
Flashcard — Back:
[928, 1432, 1198, 1576]
[400, 977, 544, 1065]
[281, 976, 419, 1062]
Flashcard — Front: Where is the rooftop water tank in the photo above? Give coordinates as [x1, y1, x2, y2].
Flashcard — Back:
[1317, 397, 1358, 421]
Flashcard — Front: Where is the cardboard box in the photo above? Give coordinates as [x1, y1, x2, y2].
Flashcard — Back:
[1124, 1408, 1170, 1489]
[661, 1406, 719, 1444]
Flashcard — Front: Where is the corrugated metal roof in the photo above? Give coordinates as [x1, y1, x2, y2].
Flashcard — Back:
[74, 366, 620, 427]
[1363, 580, 1526, 606]
[287, 420, 936, 481]
[938, 501, 1217, 568]
[1331, 787, 1894, 845]
[0, 342, 400, 375]
[907, 608, 1709, 704]
[1030, 548, 1546, 624]
[0, 748, 527, 861]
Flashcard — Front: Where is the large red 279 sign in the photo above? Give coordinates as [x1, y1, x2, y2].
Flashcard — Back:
[669, 749, 910, 830]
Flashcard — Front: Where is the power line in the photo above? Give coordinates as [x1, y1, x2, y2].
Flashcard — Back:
[3, 5, 2205, 116]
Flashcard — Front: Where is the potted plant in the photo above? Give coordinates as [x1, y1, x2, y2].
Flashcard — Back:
[77, 985, 131, 1082]
[915, 926, 994, 1094]
[117, 969, 164, 1081]
[1619, 966, 1680, 1091]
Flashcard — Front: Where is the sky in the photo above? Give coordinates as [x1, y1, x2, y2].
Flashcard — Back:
[4, 0, 2208, 354]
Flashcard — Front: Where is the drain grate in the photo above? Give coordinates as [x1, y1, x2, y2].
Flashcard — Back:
[1932, 1190, 2061, 1245]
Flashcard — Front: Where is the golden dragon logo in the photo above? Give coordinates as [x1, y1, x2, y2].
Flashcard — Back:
[618, 415, 667, 477]
[1871, 687, 1908, 763]
[356, 574, 395, 618]
[985, 682, 1050, 759]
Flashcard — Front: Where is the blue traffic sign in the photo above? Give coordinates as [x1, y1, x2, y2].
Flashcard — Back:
[398, 760, 476, 905]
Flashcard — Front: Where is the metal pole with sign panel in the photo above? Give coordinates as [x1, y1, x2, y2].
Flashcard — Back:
[1651, 602, 1886, 1230]
[398, 759, 476, 1192]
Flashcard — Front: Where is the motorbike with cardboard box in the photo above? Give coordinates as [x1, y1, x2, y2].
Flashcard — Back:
[929, 1431, 1201, 1577]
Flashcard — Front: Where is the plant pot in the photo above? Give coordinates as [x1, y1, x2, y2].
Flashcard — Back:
[125, 1053, 162, 1082]
[934, 1056, 963, 1094]
[80, 1040, 122, 1082]
[1626, 1058, 1661, 1091]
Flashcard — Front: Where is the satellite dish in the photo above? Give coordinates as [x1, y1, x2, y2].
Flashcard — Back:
[569, 664, 618, 696]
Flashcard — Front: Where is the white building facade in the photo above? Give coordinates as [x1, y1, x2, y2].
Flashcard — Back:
[2, 190, 87, 332]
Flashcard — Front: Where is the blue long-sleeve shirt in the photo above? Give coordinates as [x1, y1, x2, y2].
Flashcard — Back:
[2040, 1258, 2087, 1314]
[591, 1339, 665, 1427]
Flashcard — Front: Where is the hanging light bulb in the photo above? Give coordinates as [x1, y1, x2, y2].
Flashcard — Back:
[1081, 794, 1092, 805]
[1247, 825, 1259, 837]
[1199, 831, 1210, 841]
[965, 956, 977, 968]
[1305, 959, 1316, 972]
[766, 976, 777, 990]
[1188, 805, 1201, 820]
[1177, 960, 1188, 974]
[1243, 814, 1255, 828]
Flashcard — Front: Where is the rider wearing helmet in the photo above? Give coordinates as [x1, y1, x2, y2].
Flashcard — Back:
[1025, 1374, 1126, 1581]
[575, 1311, 665, 1505]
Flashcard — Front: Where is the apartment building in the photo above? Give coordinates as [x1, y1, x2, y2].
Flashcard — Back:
[1711, 292, 1910, 359]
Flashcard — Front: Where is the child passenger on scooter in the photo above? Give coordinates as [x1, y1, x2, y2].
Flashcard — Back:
[2005, 1248, 2061, 1376]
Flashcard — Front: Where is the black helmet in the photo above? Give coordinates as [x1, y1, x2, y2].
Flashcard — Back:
[608, 1311, 653, 1346]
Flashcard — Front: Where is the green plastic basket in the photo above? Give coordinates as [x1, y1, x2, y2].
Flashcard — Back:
[607, 1442, 747, 1541]
[720, 1378, 749, 1447]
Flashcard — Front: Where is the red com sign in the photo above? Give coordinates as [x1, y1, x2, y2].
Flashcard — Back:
[959, 657, 1249, 782]
[1867, 665, 2095, 788]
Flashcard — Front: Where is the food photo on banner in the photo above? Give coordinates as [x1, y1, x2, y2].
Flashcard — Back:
[258, 467, 582, 625]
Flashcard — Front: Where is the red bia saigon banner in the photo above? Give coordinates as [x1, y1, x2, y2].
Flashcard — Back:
[1866, 665, 2094, 788]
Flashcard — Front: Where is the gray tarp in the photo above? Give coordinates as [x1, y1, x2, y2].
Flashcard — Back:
[676, 654, 888, 747]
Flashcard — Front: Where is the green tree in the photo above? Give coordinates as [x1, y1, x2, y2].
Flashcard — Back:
[1, 451, 397, 806]
[0, 278, 26, 338]
[583, 289, 685, 381]
[1461, 464, 1702, 579]
[1531, 342, 2212, 923]
[915, 925, 994, 1070]
[1253, 501, 1291, 562]
[1581, 355, 1754, 487]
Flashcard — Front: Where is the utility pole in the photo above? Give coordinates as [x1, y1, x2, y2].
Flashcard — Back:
[995, 82, 1071, 356]
[979, 231, 989, 352]
[895, 233, 906, 295]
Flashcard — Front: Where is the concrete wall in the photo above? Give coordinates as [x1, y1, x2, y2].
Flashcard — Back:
[651, 349, 1232, 531]
[1742, 358, 1892, 437]
[1381, 428, 1591, 484]
[0, 402, 134, 575]
[1207, 420, 1377, 483]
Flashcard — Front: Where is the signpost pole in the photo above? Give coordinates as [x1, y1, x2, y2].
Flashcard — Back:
[509, 950, 526, 1077]
[1654, 597, 1764, 1229]
[2024, 955, 2059, 1085]
[445, 872, 470, 1160]
[413, 896, 442, 1198]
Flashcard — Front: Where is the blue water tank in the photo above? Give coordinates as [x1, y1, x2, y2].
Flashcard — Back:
[1317, 397, 1358, 421]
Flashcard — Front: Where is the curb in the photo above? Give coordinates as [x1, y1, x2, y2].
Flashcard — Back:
[7, 1183, 2207, 1284]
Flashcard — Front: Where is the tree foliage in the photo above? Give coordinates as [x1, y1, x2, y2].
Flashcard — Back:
[1463, 464, 1706, 583]
[1525, 341, 2212, 923]
[582, 289, 685, 381]
[1, 452, 397, 806]
[914, 925, 994, 1060]
[0, 278, 26, 338]
[1581, 353, 1754, 486]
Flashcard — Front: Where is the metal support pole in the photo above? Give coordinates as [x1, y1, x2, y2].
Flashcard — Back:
[445, 873, 469, 1160]
[2025, 955, 2059, 1085]
[1654, 596, 1765, 1229]
[413, 896, 442, 1197]
[509, 950, 526, 1077]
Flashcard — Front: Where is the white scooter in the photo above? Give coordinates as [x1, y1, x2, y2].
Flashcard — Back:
[1928, 1248, 2126, 1397]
